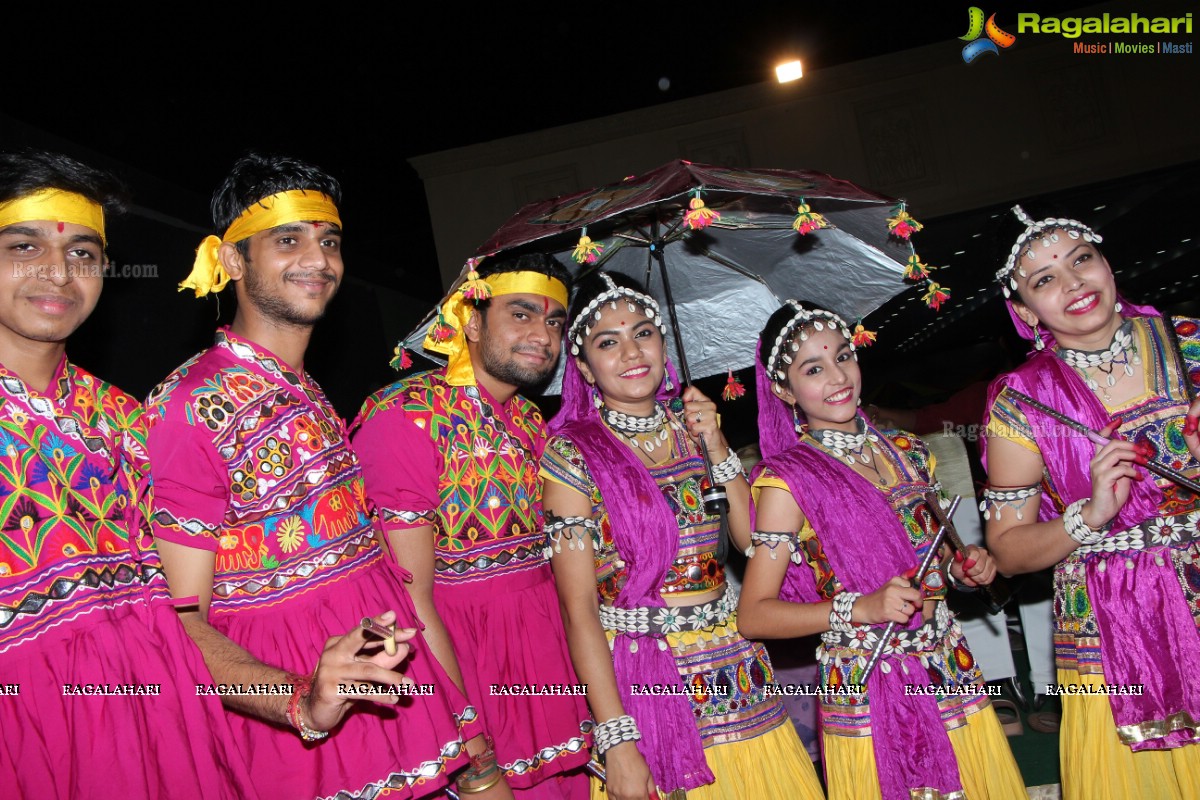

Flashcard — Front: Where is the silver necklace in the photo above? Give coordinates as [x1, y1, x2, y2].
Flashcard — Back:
[810, 419, 881, 467]
[602, 404, 669, 454]
[1058, 320, 1141, 401]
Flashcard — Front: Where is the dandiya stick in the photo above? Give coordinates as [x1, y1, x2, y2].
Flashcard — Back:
[859, 495, 961, 686]
[1004, 388, 1200, 495]
[360, 617, 398, 656]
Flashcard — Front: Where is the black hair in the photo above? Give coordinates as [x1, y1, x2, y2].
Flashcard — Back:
[210, 152, 342, 240]
[0, 149, 128, 220]
[757, 302, 845, 372]
[474, 252, 572, 314]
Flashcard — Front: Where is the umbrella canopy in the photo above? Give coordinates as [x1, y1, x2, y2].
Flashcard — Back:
[402, 160, 943, 387]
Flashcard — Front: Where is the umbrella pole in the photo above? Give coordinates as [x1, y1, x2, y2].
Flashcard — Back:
[649, 220, 730, 523]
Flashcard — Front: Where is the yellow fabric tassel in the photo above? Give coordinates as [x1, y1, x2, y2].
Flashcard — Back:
[904, 254, 931, 281]
[852, 325, 877, 348]
[683, 195, 720, 230]
[572, 228, 604, 264]
[792, 200, 829, 235]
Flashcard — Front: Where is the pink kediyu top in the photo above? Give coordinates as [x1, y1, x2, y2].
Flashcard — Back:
[144, 328, 477, 800]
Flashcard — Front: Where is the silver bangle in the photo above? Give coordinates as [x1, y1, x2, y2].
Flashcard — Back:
[1063, 498, 1110, 545]
[593, 714, 641, 759]
[828, 591, 861, 633]
[710, 447, 744, 484]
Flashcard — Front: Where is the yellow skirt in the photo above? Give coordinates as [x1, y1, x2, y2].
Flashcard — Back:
[1059, 669, 1200, 800]
[589, 721, 823, 800]
[822, 703, 1026, 800]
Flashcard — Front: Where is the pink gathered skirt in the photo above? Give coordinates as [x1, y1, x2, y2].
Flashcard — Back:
[213, 554, 476, 799]
[435, 564, 591, 797]
[0, 590, 257, 800]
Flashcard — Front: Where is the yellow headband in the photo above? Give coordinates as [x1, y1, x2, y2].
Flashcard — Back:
[179, 189, 342, 297]
[424, 269, 569, 386]
[0, 189, 106, 244]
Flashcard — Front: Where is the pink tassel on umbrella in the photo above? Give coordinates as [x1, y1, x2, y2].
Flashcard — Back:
[722, 370, 745, 401]
[683, 192, 720, 230]
[792, 199, 829, 235]
[923, 282, 951, 310]
[852, 324, 877, 348]
[904, 254, 931, 281]
[572, 227, 604, 264]
[390, 346, 413, 371]
[887, 205, 923, 240]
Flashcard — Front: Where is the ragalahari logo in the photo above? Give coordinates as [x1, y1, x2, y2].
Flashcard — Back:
[960, 7, 1017, 62]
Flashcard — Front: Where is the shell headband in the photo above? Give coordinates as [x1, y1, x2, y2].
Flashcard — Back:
[568, 273, 667, 356]
[997, 204, 1102, 298]
[766, 301, 855, 381]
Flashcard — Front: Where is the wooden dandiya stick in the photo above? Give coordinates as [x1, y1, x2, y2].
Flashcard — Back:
[360, 616, 398, 655]
[1004, 388, 1200, 495]
[859, 496, 961, 686]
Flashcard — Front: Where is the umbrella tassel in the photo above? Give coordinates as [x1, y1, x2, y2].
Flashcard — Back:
[683, 192, 720, 230]
[390, 345, 413, 371]
[792, 199, 829, 235]
[887, 203, 924, 240]
[852, 324, 878, 348]
[904, 254, 931, 281]
[722, 370, 746, 401]
[429, 311, 457, 343]
[923, 281, 952, 310]
[572, 227, 605, 264]
[459, 264, 493, 301]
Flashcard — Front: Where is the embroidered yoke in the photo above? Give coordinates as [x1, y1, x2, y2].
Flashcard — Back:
[0, 359, 156, 652]
[145, 328, 474, 800]
[354, 369, 592, 789]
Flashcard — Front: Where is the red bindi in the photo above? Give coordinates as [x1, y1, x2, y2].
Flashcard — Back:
[310, 221, 321, 227]
[543, 296, 550, 314]
[823, 345, 829, 350]
[56, 222, 64, 233]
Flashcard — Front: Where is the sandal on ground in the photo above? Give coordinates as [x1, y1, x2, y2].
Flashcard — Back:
[992, 698, 1024, 737]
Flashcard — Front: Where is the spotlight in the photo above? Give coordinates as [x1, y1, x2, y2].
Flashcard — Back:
[775, 60, 803, 83]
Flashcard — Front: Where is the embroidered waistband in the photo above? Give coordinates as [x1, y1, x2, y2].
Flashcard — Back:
[599, 584, 737, 636]
[1073, 512, 1200, 556]
[820, 600, 952, 654]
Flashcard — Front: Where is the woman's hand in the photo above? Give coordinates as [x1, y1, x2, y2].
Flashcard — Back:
[1083, 420, 1143, 529]
[680, 386, 727, 451]
[950, 545, 997, 587]
[1183, 399, 1200, 464]
[852, 577, 923, 626]
[604, 742, 657, 800]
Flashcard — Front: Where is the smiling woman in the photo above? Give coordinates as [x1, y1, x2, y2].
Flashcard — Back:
[982, 205, 1200, 799]
[540, 272, 824, 800]
[739, 300, 1024, 800]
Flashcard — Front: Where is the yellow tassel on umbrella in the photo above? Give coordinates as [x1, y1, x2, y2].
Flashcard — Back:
[428, 312, 456, 343]
[683, 193, 720, 230]
[459, 264, 493, 301]
[792, 199, 829, 235]
[904, 254, 931, 281]
[572, 227, 604, 264]
[887, 206, 923, 240]
[852, 324, 878, 348]
[923, 282, 951, 310]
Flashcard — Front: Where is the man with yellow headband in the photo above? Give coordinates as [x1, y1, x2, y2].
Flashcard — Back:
[0, 149, 256, 798]
[144, 153, 481, 800]
[353, 253, 592, 800]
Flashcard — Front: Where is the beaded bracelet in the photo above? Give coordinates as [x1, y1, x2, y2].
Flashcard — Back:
[594, 714, 642, 760]
[286, 673, 329, 742]
[709, 448, 745, 485]
[1063, 498, 1110, 545]
[828, 591, 862, 633]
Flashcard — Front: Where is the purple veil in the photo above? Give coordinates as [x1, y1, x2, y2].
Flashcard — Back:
[548, 351, 713, 792]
